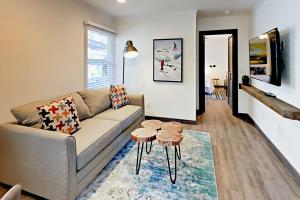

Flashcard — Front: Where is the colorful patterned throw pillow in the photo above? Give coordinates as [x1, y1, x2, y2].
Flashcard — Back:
[37, 96, 81, 135]
[110, 85, 129, 109]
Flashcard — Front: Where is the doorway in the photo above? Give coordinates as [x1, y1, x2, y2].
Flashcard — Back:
[198, 29, 238, 116]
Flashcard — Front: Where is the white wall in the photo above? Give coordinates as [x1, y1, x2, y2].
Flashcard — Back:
[0, 0, 115, 123]
[205, 36, 228, 86]
[197, 14, 250, 112]
[115, 10, 197, 121]
[249, 0, 300, 173]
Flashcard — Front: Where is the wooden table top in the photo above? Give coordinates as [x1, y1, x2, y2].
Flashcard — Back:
[161, 121, 183, 133]
[157, 130, 183, 146]
[131, 128, 157, 143]
[141, 120, 163, 130]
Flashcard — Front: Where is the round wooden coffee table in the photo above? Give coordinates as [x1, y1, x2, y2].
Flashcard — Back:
[157, 130, 183, 184]
[131, 128, 157, 174]
[141, 120, 163, 130]
[161, 121, 183, 133]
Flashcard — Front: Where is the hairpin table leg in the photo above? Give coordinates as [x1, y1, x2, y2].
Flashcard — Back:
[136, 143, 144, 174]
[146, 141, 153, 154]
[165, 146, 178, 184]
[176, 144, 181, 160]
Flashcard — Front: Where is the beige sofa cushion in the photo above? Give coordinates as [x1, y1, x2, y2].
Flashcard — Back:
[72, 118, 122, 170]
[77, 88, 111, 116]
[11, 93, 92, 126]
[93, 105, 143, 131]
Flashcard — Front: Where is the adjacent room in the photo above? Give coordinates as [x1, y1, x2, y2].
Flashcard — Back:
[0, 0, 299, 200]
[205, 34, 231, 101]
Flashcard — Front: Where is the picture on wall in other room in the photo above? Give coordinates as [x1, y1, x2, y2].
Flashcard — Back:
[153, 38, 183, 82]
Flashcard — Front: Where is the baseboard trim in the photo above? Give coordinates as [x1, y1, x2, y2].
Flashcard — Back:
[242, 114, 300, 185]
[236, 113, 254, 124]
[145, 116, 196, 125]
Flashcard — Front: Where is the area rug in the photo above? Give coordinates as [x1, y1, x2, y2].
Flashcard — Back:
[207, 90, 225, 100]
[77, 130, 219, 200]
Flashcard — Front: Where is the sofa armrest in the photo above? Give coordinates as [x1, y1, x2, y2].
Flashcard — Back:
[128, 94, 144, 108]
[0, 124, 77, 200]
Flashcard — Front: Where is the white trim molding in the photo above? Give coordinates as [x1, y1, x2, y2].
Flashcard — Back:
[83, 20, 116, 34]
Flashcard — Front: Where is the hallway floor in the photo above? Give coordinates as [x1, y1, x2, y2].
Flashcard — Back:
[186, 98, 300, 200]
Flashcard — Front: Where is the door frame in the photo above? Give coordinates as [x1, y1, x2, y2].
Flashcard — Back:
[198, 29, 238, 116]
[228, 35, 233, 106]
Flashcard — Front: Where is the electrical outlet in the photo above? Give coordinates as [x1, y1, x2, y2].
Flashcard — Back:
[146, 103, 151, 109]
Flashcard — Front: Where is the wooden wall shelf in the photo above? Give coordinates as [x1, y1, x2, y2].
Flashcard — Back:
[240, 84, 300, 121]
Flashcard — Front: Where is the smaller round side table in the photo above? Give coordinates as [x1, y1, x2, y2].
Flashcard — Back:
[131, 128, 157, 174]
[157, 130, 183, 184]
[141, 120, 163, 130]
[161, 121, 183, 133]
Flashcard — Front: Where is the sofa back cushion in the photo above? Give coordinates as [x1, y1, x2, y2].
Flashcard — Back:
[11, 93, 92, 126]
[55, 93, 92, 120]
[77, 88, 111, 116]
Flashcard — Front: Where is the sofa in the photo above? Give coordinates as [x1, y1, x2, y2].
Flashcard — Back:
[0, 88, 144, 200]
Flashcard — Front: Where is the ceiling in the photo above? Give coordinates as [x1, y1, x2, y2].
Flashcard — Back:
[81, 0, 261, 17]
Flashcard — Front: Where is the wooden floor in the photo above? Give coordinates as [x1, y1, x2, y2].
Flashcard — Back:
[1, 98, 300, 200]
[187, 97, 300, 200]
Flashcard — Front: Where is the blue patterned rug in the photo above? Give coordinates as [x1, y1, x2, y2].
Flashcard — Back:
[77, 130, 218, 200]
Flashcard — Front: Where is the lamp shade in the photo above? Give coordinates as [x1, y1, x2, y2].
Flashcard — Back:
[123, 40, 138, 58]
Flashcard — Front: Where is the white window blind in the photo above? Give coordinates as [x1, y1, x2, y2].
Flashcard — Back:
[85, 23, 115, 89]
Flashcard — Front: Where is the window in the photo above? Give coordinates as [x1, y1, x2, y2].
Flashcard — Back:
[85, 23, 115, 89]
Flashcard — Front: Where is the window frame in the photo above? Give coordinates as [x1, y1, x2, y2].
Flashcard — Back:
[84, 21, 116, 89]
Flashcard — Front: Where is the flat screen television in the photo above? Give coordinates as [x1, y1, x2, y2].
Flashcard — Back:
[249, 28, 282, 86]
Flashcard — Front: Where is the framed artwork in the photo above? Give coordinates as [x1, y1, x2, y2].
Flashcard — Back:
[153, 38, 183, 82]
[249, 42, 268, 65]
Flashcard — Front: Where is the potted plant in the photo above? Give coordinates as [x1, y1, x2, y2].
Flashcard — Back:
[242, 75, 250, 85]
